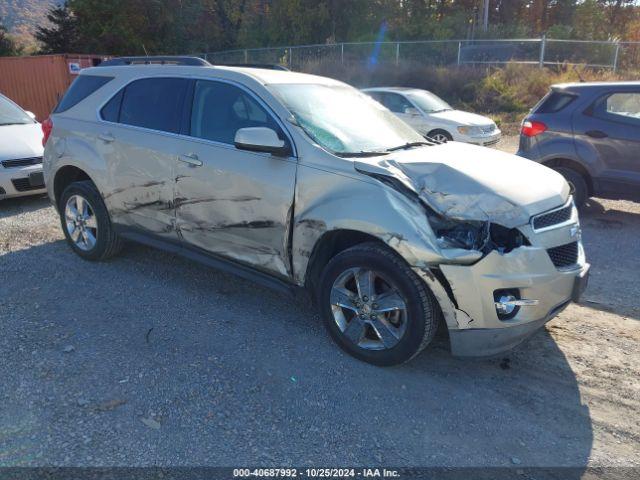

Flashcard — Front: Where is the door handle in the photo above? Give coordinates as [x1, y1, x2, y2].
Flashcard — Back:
[178, 153, 202, 167]
[98, 132, 115, 143]
[586, 130, 608, 139]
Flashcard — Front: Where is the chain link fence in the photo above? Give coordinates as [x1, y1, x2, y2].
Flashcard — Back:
[201, 37, 640, 72]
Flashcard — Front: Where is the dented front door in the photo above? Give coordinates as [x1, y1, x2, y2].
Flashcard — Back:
[174, 79, 297, 278]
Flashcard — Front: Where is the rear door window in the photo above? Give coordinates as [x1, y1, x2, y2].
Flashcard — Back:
[54, 75, 113, 113]
[535, 91, 576, 114]
[119, 78, 189, 134]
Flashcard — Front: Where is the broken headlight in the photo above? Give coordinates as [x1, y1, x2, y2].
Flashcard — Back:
[430, 216, 528, 254]
[431, 217, 490, 251]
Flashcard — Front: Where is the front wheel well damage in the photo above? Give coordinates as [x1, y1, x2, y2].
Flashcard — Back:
[542, 158, 593, 195]
[53, 166, 93, 207]
[304, 230, 385, 293]
[303, 230, 452, 324]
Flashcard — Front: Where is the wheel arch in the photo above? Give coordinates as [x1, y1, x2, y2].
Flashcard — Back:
[53, 165, 97, 208]
[541, 158, 594, 195]
[304, 229, 386, 292]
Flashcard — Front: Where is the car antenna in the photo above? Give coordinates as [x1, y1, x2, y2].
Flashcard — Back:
[572, 65, 585, 83]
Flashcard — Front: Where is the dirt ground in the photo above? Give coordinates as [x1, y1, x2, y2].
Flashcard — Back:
[0, 137, 638, 470]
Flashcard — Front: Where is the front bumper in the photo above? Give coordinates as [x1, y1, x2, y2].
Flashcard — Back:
[414, 244, 589, 357]
[454, 130, 502, 147]
[0, 164, 46, 199]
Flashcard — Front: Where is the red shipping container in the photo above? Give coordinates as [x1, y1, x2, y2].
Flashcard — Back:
[0, 54, 108, 121]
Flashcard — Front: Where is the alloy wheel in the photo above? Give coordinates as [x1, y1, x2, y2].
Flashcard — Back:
[330, 267, 408, 350]
[64, 194, 98, 251]
[431, 133, 449, 142]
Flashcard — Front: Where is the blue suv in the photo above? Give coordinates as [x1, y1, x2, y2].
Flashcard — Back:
[517, 82, 640, 207]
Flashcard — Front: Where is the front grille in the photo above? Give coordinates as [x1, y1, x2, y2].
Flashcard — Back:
[547, 242, 578, 269]
[11, 178, 44, 192]
[483, 138, 500, 146]
[1, 157, 43, 168]
[532, 202, 573, 230]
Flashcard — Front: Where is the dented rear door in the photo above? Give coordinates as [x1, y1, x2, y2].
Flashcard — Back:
[100, 77, 189, 238]
[174, 79, 297, 279]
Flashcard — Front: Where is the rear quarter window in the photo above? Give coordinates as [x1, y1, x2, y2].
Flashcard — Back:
[534, 91, 576, 114]
[54, 75, 113, 113]
[593, 91, 640, 126]
[100, 90, 123, 122]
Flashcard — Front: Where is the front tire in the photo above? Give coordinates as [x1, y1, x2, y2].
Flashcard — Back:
[318, 242, 438, 366]
[59, 180, 123, 261]
[426, 129, 452, 143]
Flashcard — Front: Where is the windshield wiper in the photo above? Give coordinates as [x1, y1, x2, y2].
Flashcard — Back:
[334, 151, 388, 158]
[0, 122, 27, 126]
[385, 141, 432, 152]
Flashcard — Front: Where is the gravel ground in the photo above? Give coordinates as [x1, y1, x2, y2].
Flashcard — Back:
[0, 137, 638, 469]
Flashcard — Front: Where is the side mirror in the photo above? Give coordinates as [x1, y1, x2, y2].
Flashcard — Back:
[26, 111, 37, 120]
[404, 107, 421, 117]
[234, 127, 290, 156]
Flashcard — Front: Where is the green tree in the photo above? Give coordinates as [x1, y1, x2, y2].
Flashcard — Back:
[0, 17, 19, 56]
[35, 2, 79, 54]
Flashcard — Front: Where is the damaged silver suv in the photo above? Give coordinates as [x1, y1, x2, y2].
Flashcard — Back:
[43, 57, 589, 366]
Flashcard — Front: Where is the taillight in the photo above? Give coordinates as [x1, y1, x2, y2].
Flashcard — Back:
[521, 120, 547, 137]
[42, 117, 53, 146]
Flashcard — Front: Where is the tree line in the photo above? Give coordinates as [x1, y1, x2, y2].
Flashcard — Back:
[1, 0, 639, 57]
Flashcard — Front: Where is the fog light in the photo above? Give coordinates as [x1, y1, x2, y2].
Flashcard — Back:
[493, 289, 539, 320]
[496, 294, 518, 316]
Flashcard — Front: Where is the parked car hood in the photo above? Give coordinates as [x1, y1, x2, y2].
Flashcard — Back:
[427, 109, 495, 127]
[0, 123, 43, 161]
[354, 141, 569, 228]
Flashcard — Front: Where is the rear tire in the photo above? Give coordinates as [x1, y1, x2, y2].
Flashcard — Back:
[59, 180, 123, 261]
[554, 167, 588, 208]
[317, 242, 438, 366]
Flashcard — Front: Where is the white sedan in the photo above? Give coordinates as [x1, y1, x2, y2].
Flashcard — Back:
[362, 87, 501, 146]
[0, 93, 45, 200]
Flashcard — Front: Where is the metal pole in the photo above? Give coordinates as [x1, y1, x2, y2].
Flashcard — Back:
[457, 41, 462, 65]
[395, 42, 400, 66]
[244, 49, 248, 63]
[613, 42, 621, 72]
[539, 34, 546, 68]
[482, 0, 489, 32]
[341, 43, 344, 64]
[289, 47, 293, 69]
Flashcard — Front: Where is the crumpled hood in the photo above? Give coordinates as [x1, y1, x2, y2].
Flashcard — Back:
[427, 109, 495, 127]
[0, 123, 43, 161]
[354, 141, 569, 228]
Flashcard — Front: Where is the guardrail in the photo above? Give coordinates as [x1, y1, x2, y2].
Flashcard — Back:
[200, 37, 640, 72]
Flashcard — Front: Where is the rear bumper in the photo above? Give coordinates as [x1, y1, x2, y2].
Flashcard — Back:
[0, 165, 46, 199]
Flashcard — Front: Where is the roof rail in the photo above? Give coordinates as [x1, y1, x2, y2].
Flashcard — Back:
[220, 63, 290, 71]
[99, 56, 211, 67]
